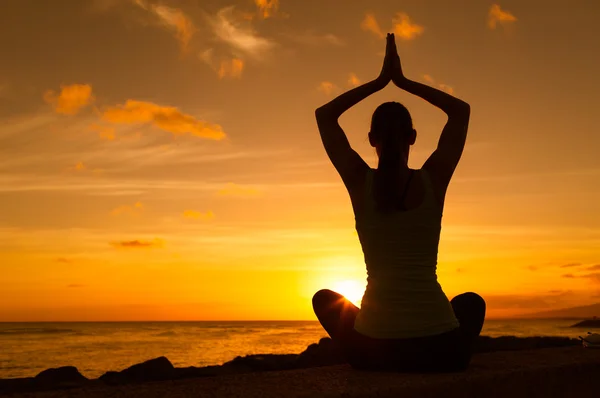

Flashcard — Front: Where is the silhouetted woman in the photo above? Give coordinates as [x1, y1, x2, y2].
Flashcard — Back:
[313, 33, 486, 372]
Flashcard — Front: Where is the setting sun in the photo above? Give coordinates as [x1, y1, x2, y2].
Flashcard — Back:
[332, 280, 366, 307]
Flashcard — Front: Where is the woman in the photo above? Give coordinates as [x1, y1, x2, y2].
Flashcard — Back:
[312, 33, 486, 372]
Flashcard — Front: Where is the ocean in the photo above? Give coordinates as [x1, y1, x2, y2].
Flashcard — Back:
[0, 319, 589, 379]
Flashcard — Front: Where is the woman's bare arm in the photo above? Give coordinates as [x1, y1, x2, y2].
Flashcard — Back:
[315, 34, 394, 190]
[388, 34, 470, 202]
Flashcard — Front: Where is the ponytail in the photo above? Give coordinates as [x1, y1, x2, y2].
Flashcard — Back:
[370, 102, 413, 213]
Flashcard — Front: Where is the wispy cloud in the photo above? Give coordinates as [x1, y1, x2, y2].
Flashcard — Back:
[488, 4, 517, 30]
[562, 273, 576, 278]
[286, 31, 344, 47]
[392, 13, 424, 40]
[132, 0, 195, 51]
[560, 262, 583, 268]
[218, 58, 244, 79]
[254, 0, 280, 19]
[348, 73, 361, 87]
[421, 74, 454, 94]
[209, 6, 275, 60]
[318, 81, 337, 96]
[362, 12, 423, 41]
[217, 183, 261, 197]
[102, 100, 225, 140]
[43, 84, 94, 115]
[56, 258, 72, 264]
[361, 13, 385, 39]
[183, 210, 215, 220]
[484, 291, 574, 310]
[110, 239, 164, 249]
[89, 123, 116, 141]
[67, 284, 86, 288]
[111, 201, 144, 216]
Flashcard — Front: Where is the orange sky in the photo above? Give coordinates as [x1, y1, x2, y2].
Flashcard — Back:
[1, 0, 599, 321]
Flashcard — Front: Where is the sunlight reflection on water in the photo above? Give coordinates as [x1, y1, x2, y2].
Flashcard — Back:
[0, 319, 584, 378]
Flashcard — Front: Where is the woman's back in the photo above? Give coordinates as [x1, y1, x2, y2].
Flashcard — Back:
[353, 168, 459, 339]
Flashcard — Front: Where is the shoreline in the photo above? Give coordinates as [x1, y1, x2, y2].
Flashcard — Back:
[0, 335, 584, 395]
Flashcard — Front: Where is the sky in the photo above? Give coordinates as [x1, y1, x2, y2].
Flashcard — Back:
[0, 0, 599, 321]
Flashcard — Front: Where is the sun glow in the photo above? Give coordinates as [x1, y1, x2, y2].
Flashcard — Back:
[332, 280, 366, 307]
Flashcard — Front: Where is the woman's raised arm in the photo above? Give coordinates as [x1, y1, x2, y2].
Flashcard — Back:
[315, 34, 395, 190]
[388, 34, 471, 203]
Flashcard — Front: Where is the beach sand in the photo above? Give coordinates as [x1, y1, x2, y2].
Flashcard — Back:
[6, 346, 599, 398]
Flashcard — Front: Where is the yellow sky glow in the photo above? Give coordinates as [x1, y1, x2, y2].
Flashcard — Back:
[0, 0, 599, 321]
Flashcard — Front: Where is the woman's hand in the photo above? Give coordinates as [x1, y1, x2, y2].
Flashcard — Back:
[375, 33, 395, 88]
[388, 34, 408, 88]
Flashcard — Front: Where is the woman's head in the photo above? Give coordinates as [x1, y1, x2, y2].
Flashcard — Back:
[368, 102, 416, 161]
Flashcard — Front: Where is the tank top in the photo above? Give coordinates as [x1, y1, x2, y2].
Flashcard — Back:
[353, 168, 459, 339]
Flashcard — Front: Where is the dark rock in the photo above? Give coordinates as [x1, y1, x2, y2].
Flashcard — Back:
[220, 354, 299, 374]
[174, 365, 222, 379]
[0, 377, 35, 394]
[33, 366, 88, 390]
[295, 337, 345, 368]
[570, 319, 600, 328]
[474, 336, 580, 353]
[99, 356, 174, 385]
[34, 366, 87, 384]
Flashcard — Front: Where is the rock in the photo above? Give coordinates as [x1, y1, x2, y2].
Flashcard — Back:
[99, 356, 175, 385]
[221, 354, 299, 374]
[34, 366, 87, 388]
[295, 337, 345, 368]
[474, 336, 580, 353]
[571, 319, 600, 328]
[0, 378, 35, 394]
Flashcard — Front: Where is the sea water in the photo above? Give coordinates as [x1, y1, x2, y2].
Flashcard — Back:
[0, 319, 586, 378]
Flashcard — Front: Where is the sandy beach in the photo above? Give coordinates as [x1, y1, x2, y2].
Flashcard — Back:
[2, 346, 598, 398]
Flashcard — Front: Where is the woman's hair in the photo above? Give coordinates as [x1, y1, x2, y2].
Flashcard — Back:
[370, 102, 414, 213]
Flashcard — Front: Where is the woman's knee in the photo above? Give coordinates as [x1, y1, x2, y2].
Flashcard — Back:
[312, 289, 337, 311]
[451, 292, 486, 314]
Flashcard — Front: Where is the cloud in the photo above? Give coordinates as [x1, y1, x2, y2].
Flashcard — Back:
[43, 84, 94, 115]
[110, 238, 164, 249]
[361, 13, 385, 39]
[217, 183, 261, 197]
[288, 31, 345, 47]
[56, 258, 72, 264]
[581, 273, 600, 282]
[89, 123, 116, 141]
[209, 6, 275, 60]
[218, 58, 244, 79]
[102, 100, 225, 140]
[421, 74, 454, 94]
[111, 201, 144, 216]
[254, 0, 279, 19]
[422, 74, 435, 84]
[527, 265, 538, 271]
[362, 12, 423, 41]
[562, 273, 576, 278]
[318, 81, 337, 96]
[488, 4, 517, 30]
[67, 284, 86, 288]
[348, 73, 361, 87]
[132, 0, 195, 51]
[183, 210, 215, 220]
[484, 291, 573, 310]
[587, 264, 600, 271]
[560, 262, 583, 268]
[392, 12, 424, 40]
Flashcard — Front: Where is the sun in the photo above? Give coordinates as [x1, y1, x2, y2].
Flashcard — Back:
[332, 280, 366, 307]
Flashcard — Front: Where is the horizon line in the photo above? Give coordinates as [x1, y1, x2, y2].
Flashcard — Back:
[0, 317, 589, 323]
